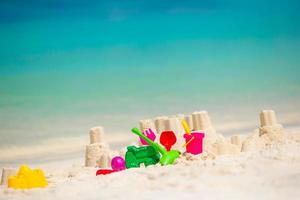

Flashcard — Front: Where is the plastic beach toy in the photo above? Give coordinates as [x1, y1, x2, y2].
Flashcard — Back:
[125, 146, 160, 169]
[140, 128, 156, 145]
[96, 156, 126, 176]
[111, 156, 126, 171]
[131, 127, 180, 166]
[160, 131, 177, 151]
[181, 119, 191, 135]
[181, 119, 205, 155]
[8, 165, 48, 189]
[96, 169, 115, 175]
[184, 132, 205, 155]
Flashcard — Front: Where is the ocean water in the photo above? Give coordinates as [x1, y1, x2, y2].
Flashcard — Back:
[0, 1, 300, 162]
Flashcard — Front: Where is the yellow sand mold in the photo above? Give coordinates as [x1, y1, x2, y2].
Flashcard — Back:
[8, 165, 48, 189]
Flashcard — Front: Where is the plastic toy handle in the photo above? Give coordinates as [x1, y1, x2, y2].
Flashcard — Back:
[131, 127, 167, 155]
[181, 119, 191, 135]
[182, 136, 195, 147]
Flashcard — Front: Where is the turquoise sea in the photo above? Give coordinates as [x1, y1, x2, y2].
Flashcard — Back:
[0, 1, 299, 162]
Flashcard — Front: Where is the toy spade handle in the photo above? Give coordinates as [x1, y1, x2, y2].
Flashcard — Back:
[131, 127, 167, 155]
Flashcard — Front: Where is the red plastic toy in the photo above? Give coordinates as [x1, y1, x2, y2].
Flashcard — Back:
[96, 169, 116, 175]
[159, 131, 177, 151]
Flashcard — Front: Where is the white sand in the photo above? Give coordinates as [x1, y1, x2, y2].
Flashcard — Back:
[1, 131, 300, 200]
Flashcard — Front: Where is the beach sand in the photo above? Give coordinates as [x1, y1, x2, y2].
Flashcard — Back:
[1, 129, 300, 200]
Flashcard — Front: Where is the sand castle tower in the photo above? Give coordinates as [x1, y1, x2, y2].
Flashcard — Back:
[192, 111, 218, 141]
[85, 126, 111, 168]
[192, 111, 211, 130]
[139, 119, 156, 133]
[259, 110, 284, 136]
[154, 116, 168, 135]
[241, 110, 285, 152]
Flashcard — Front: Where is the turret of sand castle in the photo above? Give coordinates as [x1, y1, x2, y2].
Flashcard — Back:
[259, 110, 284, 136]
[242, 110, 285, 152]
[154, 116, 168, 135]
[85, 127, 111, 167]
[192, 111, 218, 141]
[139, 119, 156, 133]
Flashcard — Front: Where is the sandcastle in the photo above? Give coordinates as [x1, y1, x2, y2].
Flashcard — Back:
[241, 110, 285, 152]
[138, 111, 238, 155]
[85, 127, 111, 167]
[137, 109, 287, 158]
[259, 110, 284, 136]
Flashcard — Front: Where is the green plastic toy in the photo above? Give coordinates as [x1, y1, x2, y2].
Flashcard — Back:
[131, 127, 180, 166]
[125, 146, 160, 169]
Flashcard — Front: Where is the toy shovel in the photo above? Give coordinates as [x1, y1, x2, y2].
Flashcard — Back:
[131, 127, 180, 166]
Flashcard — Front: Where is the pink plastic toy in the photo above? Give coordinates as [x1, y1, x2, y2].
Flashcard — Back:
[184, 132, 205, 155]
[139, 128, 156, 145]
[96, 156, 126, 176]
[111, 156, 126, 171]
